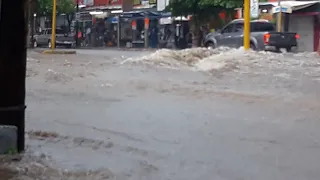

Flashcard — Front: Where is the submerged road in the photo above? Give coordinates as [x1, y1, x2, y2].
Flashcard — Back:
[20, 49, 320, 179]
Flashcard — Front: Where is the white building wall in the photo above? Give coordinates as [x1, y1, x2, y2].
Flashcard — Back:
[157, 0, 170, 11]
[289, 15, 314, 52]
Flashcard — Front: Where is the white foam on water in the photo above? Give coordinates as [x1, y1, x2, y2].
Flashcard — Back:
[123, 47, 320, 78]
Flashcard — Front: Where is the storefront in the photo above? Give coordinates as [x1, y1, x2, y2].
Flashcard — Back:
[119, 11, 162, 48]
[158, 15, 191, 49]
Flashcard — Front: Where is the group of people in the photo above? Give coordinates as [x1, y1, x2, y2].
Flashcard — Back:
[75, 22, 117, 47]
[75, 26, 92, 46]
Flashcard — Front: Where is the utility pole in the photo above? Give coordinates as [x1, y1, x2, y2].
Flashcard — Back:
[243, 0, 250, 50]
[76, 0, 79, 47]
[0, 0, 27, 152]
[51, 0, 57, 49]
[117, 16, 120, 48]
[277, 0, 282, 32]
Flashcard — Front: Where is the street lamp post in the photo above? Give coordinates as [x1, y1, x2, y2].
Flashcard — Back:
[76, 0, 79, 47]
[31, 13, 37, 48]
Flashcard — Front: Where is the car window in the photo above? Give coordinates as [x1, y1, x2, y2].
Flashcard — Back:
[251, 22, 275, 32]
[234, 23, 244, 32]
[222, 24, 234, 33]
[56, 29, 64, 34]
[45, 29, 64, 34]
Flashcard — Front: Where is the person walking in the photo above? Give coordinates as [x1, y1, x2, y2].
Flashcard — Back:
[85, 26, 91, 46]
[150, 27, 158, 48]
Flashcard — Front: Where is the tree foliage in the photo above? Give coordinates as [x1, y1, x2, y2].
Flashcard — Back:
[58, 0, 76, 14]
[35, 0, 75, 31]
[168, 0, 243, 47]
[36, 0, 76, 16]
[169, 0, 242, 21]
[36, 0, 53, 16]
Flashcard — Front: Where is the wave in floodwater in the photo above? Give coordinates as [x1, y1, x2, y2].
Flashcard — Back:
[122, 47, 320, 77]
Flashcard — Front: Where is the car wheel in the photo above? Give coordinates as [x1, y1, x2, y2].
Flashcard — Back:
[206, 42, 215, 49]
[250, 43, 257, 50]
[48, 41, 52, 48]
[286, 47, 292, 52]
[33, 40, 38, 48]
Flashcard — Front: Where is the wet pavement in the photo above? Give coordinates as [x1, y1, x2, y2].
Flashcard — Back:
[5, 48, 320, 179]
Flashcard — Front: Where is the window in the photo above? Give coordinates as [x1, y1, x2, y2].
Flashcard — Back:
[251, 22, 275, 32]
[46, 29, 64, 34]
[56, 29, 64, 34]
[222, 24, 234, 33]
[234, 23, 244, 32]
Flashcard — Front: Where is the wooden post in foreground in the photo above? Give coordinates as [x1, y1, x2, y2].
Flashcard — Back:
[0, 0, 27, 152]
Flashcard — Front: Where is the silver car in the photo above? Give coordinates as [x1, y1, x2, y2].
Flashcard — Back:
[33, 28, 76, 48]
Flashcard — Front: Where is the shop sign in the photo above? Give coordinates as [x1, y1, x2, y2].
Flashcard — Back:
[272, 6, 292, 14]
[132, 20, 137, 30]
[122, 0, 133, 12]
[144, 17, 149, 29]
[133, 0, 141, 6]
[250, 0, 259, 18]
[84, 0, 94, 6]
[149, 0, 156, 4]
[109, 0, 122, 5]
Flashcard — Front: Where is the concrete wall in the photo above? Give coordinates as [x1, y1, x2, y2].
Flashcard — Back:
[289, 15, 314, 52]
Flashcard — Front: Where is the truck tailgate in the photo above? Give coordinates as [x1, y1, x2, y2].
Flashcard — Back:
[56, 35, 75, 42]
[267, 32, 298, 47]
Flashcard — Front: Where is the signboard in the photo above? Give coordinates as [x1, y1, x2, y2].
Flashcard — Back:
[159, 17, 172, 25]
[109, 0, 122, 5]
[83, 0, 94, 6]
[149, 0, 156, 4]
[250, 0, 259, 18]
[141, 0, 149, 6]
[272, 6, 292, 14]
[157, 0, 169, 11]
[75, 13, 80, 21]
[132, 20, 137, 30]
[133, 0, 141, 5]
[122, 0, 133, 12]
[144, 17, 149, 29]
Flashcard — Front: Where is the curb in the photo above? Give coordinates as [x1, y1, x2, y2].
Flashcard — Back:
[42, 50, 77, 54]
[76, 47, 158, 52]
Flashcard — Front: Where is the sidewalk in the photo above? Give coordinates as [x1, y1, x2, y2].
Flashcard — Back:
[28, 46, 159, 53]
[77, 46, 159, 52]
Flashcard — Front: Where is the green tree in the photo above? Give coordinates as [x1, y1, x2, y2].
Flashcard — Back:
[36, 0, 53, 16]
[35, 0, 75, 31]
[169, 0, 243, 47]
[57, 0, 76, 31]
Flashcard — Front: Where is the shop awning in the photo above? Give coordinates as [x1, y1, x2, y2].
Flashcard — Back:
[259, 1, 319, 12]
[119, 10, 164, 18]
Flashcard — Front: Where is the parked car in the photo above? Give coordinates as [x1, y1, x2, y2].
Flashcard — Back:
[33, 28, 76, 48]
[204, 19, 299, 52]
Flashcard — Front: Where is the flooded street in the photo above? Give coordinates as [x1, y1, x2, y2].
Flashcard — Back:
[5, 48, 320, 179]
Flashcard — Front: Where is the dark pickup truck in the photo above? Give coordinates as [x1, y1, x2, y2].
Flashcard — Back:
[204, 19, 299, 52]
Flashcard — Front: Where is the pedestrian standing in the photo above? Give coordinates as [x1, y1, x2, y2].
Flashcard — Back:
[85, 26, 91, 46]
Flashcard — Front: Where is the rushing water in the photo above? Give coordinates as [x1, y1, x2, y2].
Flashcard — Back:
[4, 48, 320, 180]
